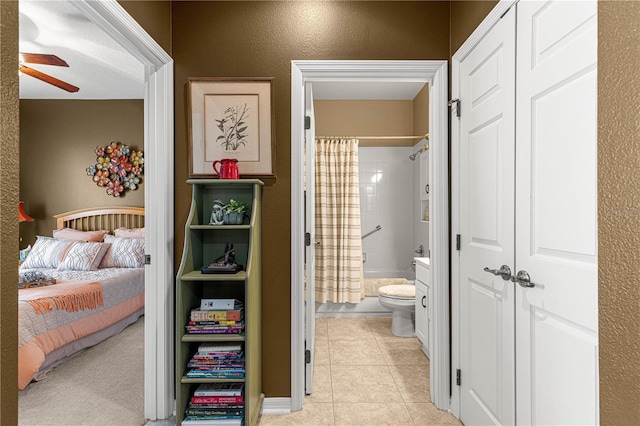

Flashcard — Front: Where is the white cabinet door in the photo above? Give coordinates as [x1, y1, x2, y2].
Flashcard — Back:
[414, 279, 429, 356]
[458, 7, 516, 426]
[515, 2, 598, 424]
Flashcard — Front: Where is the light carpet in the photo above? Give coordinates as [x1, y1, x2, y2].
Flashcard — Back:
[18, 316, 145, 426]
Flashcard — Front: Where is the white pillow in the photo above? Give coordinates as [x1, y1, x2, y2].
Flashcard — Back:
[100, 235, 145, 268]
[57, 242, 111, 271]
[114, 227, 145, 239]
[20, 236, 74, 269]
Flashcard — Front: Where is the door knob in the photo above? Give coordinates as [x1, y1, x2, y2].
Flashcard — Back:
[511, 270, 535, 288]
[483, 265, 512, 281]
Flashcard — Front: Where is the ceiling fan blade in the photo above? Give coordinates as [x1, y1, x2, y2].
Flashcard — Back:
[19, 53, 69, 67]
[19, 65, 79, 93]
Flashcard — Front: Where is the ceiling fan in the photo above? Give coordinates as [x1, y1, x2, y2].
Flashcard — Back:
[19, 52, 79, 93]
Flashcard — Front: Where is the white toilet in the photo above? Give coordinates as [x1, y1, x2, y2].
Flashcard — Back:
[378, 284, 416, 337]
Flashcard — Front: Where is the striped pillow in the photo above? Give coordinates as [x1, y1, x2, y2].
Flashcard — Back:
[99, 235, 145, 268]
[57, 242, 111, 271]
[20, 236, 74, 269]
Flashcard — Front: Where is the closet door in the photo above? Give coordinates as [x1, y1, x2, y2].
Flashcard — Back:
[515, 1, 599, 424]
[457, 7, 516, 425]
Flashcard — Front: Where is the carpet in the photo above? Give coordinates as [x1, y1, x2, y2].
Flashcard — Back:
[18, 316, 145, 426]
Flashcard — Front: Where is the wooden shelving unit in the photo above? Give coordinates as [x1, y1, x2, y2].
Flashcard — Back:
[176, 179, 263, 426]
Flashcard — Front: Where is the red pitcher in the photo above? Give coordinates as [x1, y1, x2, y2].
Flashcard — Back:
[212, 158, 239, 179]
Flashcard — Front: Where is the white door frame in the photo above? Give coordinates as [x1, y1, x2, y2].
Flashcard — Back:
[450, 0, 518, 418]
[72, 1, 174, 420]
[291, 60, 449, 412]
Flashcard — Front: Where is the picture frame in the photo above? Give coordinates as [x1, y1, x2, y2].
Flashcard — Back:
[188, 77, 276, 178]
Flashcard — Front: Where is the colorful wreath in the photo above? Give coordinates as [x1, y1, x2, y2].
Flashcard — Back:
[86, 142, 144, 197]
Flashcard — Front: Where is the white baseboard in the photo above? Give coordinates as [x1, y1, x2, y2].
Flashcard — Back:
[261, 397, 292, 415]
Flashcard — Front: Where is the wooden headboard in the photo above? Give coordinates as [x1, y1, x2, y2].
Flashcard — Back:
[54, 206, 145, 232]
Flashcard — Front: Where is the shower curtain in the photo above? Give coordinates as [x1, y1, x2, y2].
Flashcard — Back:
[314, 138, 364, 303]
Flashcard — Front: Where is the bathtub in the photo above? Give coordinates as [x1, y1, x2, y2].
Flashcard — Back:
[315, 270, 415, 318]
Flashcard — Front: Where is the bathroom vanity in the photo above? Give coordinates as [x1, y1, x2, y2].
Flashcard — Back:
[415, 257, 431, 358]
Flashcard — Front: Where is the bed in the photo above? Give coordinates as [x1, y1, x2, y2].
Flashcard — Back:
[17, 206, 145, 390]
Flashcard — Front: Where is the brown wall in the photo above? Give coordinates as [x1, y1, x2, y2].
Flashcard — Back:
[172, 0, 450, 397]
[19, 100, 145, 246]
[450, 1, 499, 56]
[118, 0, 172, 55]
[314, 100, 415, 147]
[0, 1, 20, 423]
[413, 84, 429, 138]
[599, 2, 640, 424]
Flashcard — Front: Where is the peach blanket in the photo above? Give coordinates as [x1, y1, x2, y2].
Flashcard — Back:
[18, 268, 144, 389]
[19, 280, 103, 314]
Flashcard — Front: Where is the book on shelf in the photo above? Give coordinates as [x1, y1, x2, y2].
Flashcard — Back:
[198, 342, 242, 352]
[185, 409, 243, 417]
[189, 320, 240, 325]
[185, 325, 244, 334]
[184, 415, 243, 421]
[190, 395, 244, 404]
[193, 382, 244, 396]
[200, 299, 243, 310]
[190, 309, 243, 322]
[192, 352, 244, 360]
[181, 419, 241, 426]
[188, 361, 245, 368]
[186, 404, 243, 410]
[181, 419, 242, 426]
[186, 370, 245, 379]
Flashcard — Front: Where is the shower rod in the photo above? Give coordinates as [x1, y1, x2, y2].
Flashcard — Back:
[315, 133, 429, 140]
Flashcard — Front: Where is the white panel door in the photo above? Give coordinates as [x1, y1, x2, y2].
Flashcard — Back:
[515, 1, 599, 424]
[458, 8, 516, 425]
[304, 82, 316, 395]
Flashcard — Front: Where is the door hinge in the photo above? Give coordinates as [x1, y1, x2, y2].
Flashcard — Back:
[305, 116, 311, 130]
[456, 369, 461, 386]
[144, 254, 151, 265]
[456, 234, 461, 251]
[448, 98, 461, 118]
[305, 232, 311, 247]
[305, 349, 311, 364]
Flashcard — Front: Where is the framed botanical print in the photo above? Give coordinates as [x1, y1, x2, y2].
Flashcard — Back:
[188, 77, 275, 178]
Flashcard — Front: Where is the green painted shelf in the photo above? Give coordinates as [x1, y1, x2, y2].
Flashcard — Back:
[176, 179, 263, 426]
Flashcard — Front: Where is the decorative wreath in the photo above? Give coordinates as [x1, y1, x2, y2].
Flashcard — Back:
[86, 142, 144, 197]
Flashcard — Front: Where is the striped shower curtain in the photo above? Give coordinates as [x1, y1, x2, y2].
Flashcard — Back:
[315, 138, 363, 303]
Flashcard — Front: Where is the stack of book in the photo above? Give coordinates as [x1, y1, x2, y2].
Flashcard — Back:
[186, 342, 245, 379]
[187, 299, 245, 335]
[182, 383, 244, 426]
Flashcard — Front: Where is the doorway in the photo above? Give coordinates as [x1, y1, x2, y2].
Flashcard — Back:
[290, 60, 449, 412]
[26, 1, 175, 420]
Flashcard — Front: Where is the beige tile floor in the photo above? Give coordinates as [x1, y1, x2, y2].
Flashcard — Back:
[259, 317, 462, 426]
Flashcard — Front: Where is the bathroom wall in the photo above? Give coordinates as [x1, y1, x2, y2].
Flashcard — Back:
[412, 85, 430, 258]
[412, 140, 429, 258]
[359, 146, 416, 278]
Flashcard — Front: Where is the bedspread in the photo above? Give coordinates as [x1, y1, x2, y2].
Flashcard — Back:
[18, 268, 144, 389]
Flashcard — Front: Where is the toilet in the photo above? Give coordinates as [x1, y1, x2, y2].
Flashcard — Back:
[378, 284, 416, 337]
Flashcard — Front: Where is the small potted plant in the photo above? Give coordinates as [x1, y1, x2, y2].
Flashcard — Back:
[222, 199, 251, 225]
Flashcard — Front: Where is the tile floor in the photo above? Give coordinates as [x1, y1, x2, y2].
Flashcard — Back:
[258, 317, 462, 426]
